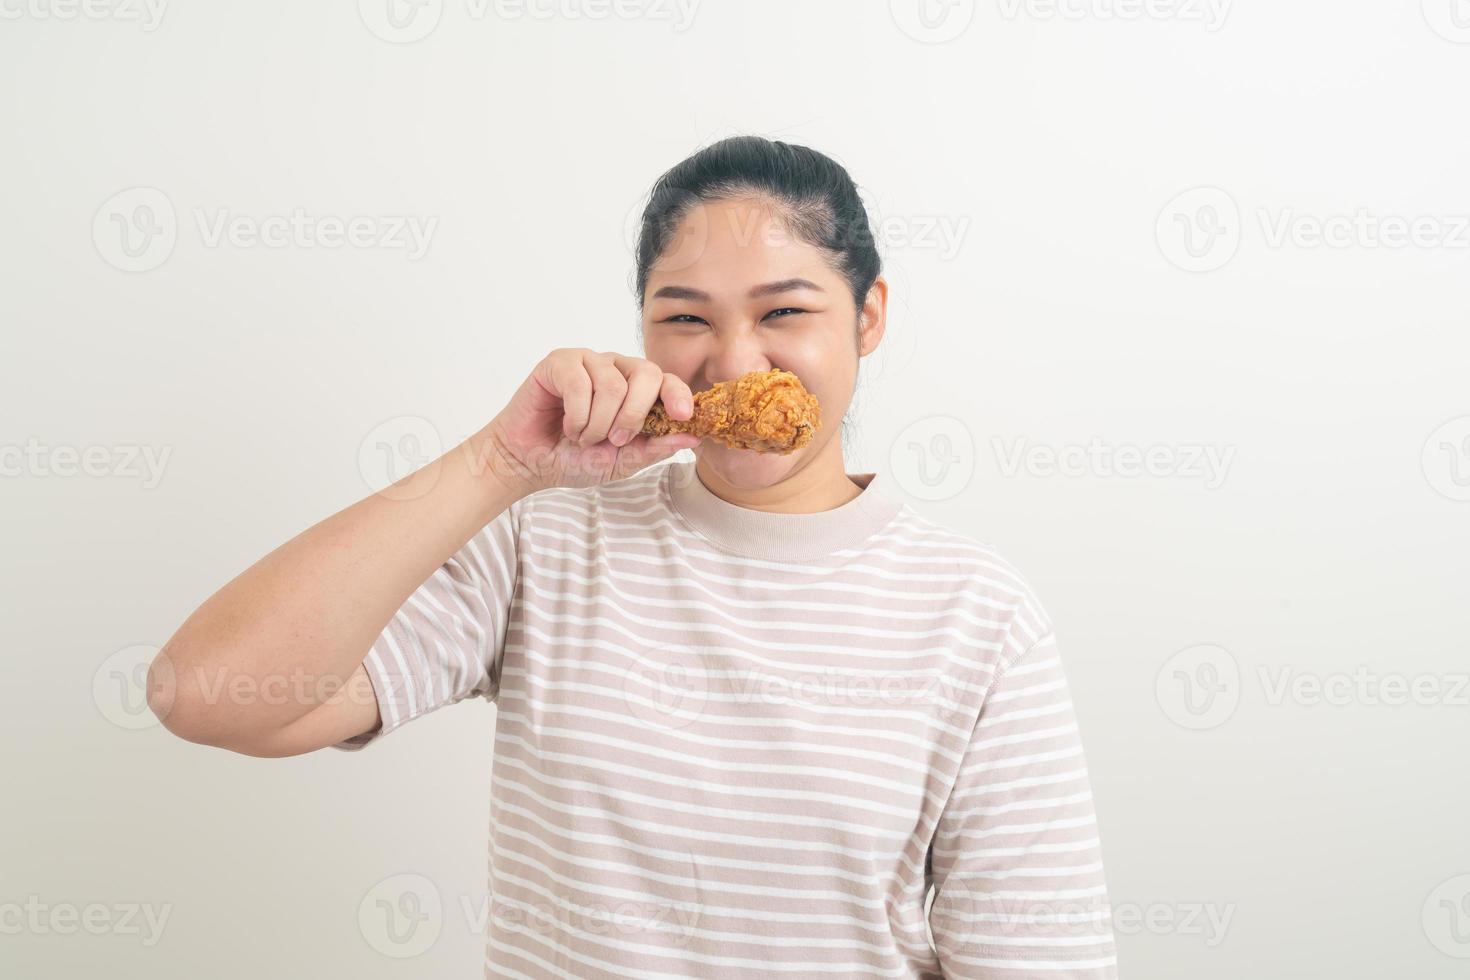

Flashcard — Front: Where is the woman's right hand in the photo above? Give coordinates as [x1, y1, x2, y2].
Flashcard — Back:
[483, 348, 701, 494]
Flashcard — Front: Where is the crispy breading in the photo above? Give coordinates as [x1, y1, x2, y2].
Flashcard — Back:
[640, 368, 821, 454]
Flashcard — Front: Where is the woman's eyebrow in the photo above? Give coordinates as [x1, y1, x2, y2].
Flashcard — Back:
[651, 278, 825, 302]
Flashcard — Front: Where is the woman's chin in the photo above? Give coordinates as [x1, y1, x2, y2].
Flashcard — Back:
[696, 440, 797, 488]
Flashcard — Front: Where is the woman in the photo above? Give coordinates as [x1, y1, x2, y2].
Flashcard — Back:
[151, 136, 1118, 978]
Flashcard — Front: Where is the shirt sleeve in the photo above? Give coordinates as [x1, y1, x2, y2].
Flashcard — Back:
[927, 631, 1118, 977]
[329, 494, 526, 751]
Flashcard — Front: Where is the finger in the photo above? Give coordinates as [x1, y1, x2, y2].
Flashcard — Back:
[658, 372, 695, 421]
[618, 432, 700, 471]
[549, 354, 594, 443]
[606, 361, 666, 447]
[578, 353, 629, 446]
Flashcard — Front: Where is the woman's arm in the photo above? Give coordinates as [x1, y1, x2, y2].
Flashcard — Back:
[928, 632, 1119, 977]
[147, 423, 528, 757]
[148, 349, 698, 758]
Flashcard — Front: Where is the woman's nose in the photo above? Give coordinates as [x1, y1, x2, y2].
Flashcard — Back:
[703, 334, 771, 387]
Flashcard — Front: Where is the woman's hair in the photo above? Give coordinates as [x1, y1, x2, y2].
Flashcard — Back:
[631, 135, 882, 460]
[632, 135, 882, 314]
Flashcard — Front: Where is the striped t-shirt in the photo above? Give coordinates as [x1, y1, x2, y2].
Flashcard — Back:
[333, 454, 1118, 979]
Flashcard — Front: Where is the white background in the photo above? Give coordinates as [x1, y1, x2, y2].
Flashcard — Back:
[3, 1, 1468, 976]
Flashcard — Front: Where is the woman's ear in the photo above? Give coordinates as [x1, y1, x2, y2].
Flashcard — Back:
[857, 277, 888, 357]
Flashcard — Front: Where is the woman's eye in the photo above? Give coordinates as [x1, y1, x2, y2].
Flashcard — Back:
[660, 309, 805, 325]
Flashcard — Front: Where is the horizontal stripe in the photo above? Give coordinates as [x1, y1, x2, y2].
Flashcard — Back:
[335, 458, 1116, 978]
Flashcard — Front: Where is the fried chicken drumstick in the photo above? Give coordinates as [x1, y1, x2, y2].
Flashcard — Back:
[640, 368, 821, 454]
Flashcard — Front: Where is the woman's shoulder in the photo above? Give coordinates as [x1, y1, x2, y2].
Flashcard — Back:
[882, 505, 1035, 581]
[882, 505, 1056, 655]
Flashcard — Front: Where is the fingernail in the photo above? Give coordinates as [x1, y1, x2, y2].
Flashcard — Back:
[610, 428, 631, 445]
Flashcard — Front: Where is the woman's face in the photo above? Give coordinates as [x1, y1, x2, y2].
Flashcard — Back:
[640, 196, 886, 488]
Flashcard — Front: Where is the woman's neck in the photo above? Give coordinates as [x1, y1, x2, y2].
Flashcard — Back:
[693, 449, 864, 515]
